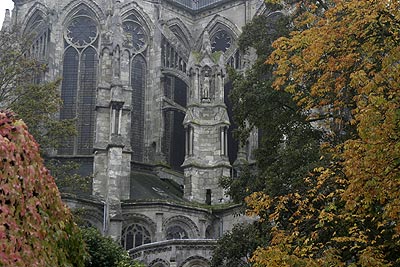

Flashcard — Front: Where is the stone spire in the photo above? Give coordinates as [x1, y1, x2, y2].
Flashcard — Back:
[1, 9, 11, 31]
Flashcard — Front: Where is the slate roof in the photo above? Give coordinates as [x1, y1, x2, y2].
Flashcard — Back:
[129, 171, 185, 202]
[166, 0, 230, 12]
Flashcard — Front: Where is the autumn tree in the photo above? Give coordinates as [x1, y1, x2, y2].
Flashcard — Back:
[246, 0, 400, 266]
[213, 4, 327, 266]
[0, 110, 87, 266]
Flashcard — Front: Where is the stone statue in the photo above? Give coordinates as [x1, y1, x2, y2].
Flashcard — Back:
[202, 69, 211, 101]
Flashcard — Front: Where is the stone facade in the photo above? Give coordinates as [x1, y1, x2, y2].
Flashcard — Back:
[7, 0, 268, 266]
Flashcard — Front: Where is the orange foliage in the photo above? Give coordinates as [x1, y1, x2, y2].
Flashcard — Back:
[0, 111, 86, 266]
[248, 0, 400, 266]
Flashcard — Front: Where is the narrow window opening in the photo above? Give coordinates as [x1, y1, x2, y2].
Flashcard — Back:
[206, 189, 212, 205]
[111, 102, 123, 135]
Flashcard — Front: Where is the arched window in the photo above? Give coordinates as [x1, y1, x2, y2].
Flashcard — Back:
[130, 56, 146, 162]
[59, 10, 98, 155]
[166, 225, 188, 240]
[122, 223, 151, 250]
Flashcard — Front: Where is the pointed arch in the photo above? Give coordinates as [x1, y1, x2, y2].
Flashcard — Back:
[23, 9, 46, 34]
[121, 2, 155, 35]
[166, 17, 193, 50]
[60, 0, 105, 26]
[22, 6, 51, 62]
[149, 258, 169, 267]
[121, 213, 156, 250]
[22, 2, 48, 30]
[163, 215, 200, 239]
[197, 15, 241, 63]
[197, 14, 241, 50]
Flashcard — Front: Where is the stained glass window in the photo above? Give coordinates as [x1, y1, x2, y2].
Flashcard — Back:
[77, 47, 97, 155]
[131, 56, 146, 162]
[59, 47, 79, 155]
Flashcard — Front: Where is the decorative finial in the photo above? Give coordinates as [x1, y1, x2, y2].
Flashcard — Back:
[1, 9, 11, 31]
[201, 31, 212, 55]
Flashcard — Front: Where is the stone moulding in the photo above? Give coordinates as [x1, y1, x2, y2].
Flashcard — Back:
[128, 239, 217, 257]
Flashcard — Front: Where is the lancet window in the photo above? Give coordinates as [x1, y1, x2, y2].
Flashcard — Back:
[130, 55, 146, 162]
[122, 13, 148, 162]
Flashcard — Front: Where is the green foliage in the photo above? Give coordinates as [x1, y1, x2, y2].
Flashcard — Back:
[81, 227, 144, 267]
[0, 110, 87, 266]
[0, 25, 75, 153]
[211, 223, 267, 267]
[47, 159, 92, 194]
[226, 10, 324, 200]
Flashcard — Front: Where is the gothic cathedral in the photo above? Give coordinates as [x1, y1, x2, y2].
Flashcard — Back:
[6, 0, 269, 266]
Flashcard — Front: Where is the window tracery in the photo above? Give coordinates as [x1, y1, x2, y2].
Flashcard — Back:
[123, 15, 147, 52]
[122, 223, 152, 250]
[65, 16, 98, 47]
[211, 29, 232, 53]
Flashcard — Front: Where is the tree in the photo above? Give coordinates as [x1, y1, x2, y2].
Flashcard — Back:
[223, 4, 325, 202]
[246, 0, 400, 266]
[81, 227, 145, 267]
[0, 25, 75, 152]
[211, 223, 267, 267]
[214, 4, 326, 266]
[0, 110, 87, 266]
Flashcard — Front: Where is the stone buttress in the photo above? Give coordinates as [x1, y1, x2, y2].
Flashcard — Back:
[92, 0, 130, 241]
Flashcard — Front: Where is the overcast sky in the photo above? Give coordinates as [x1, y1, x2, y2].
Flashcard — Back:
[0, 0, 14, 28]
